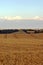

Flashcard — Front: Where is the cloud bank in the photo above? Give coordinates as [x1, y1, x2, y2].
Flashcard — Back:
[0, 16, 43, 20]
[31, 16, 43, 20]
[0, 16, 22, 20]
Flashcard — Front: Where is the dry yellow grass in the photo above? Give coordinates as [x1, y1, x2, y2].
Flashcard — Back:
[0, 32, 43, 65]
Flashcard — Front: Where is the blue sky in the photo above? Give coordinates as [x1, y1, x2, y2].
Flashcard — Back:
[0, 0, 43, 29]
[0, 0, 43, 18]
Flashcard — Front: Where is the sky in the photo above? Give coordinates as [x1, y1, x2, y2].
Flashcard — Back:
[0, 0, 43, 18]
[0, 0, 43, 29]
[0, 20, 43, 29]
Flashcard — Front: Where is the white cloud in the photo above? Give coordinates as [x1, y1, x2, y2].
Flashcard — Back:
[27, 16, 43, 20]
[0, 16, 43, 20]
[32, 16, 43, 20]
[0, 16, 22, 20]
[33, 16, 40, 19]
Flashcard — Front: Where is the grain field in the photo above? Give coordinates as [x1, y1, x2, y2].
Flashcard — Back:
[0, 33, 43, 65]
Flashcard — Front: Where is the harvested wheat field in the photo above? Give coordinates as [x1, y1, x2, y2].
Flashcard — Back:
[0, 31, 43, 65]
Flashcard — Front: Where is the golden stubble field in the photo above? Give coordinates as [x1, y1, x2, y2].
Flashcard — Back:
[0, 32, 43, 65]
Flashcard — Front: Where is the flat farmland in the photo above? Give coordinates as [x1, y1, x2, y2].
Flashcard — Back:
[0, 33, 43, 65]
